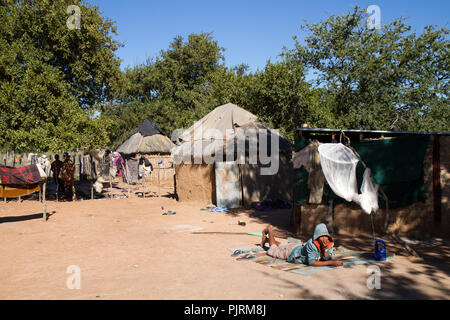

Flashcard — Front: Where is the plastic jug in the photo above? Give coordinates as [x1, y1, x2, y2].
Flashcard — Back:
[374, 240, 386, 261]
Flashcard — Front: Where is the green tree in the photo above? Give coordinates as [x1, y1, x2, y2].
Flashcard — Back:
[0, 0, 123, 152]
[102, 32, 227, 147]
[251, 58, 332, 141]
[289, 6, 449, 132]
[210, 57, 332, 142]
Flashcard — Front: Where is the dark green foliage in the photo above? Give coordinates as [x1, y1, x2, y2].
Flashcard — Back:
[2, 3, 448, 152]
[0, 0, 122, 152]
[288, 6, 449, 132]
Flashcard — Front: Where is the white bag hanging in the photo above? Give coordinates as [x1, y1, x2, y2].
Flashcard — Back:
[318, 143, 379, 214]
[357, 168, 379, 214]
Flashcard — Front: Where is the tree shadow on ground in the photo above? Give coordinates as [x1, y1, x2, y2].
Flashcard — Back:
[256, 251, 450, 300]
[333, 260, 450, 300]
[257, 269, 326, 299]
[243, 209, 450, 299]
[226, 208, 295, 238]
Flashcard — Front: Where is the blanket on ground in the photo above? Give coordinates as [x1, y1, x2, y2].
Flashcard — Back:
[229, 244, 394, 275]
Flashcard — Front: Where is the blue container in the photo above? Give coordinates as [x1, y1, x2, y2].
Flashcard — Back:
[374, 240, 387, 261]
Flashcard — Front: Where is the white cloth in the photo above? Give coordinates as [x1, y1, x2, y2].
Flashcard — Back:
[356, 168, 379, 214]
[318, 143, 379, 214]
[293, 144, 313, 169]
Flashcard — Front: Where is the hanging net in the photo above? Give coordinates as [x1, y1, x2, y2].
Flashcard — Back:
[318, 143, 379, 214]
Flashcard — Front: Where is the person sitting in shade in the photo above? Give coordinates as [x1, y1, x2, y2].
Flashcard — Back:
[61, 152, 75, 200]
[50, 154, 64, 196]
[261, 223, 344, 267]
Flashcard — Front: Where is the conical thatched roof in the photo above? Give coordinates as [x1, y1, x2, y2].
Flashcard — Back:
[116, 120, 175, 155]
[172, 103, 292, 162]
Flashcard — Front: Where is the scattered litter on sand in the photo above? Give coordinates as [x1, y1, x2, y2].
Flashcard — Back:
[205, 203, 216, 209]
[209, 206, 228, 212]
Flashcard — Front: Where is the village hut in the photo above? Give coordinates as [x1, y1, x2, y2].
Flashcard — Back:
[116, 120, 175, 185]
[172, 103, 293, 208]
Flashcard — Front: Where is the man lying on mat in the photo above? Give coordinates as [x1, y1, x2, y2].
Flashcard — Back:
[261, 223, 344, 267]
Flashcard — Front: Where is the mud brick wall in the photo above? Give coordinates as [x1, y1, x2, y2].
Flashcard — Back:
[138, 154, 174, 183]
[175, 164, 215, 204]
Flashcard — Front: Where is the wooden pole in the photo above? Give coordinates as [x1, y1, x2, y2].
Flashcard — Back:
[158, 163, 161, 197]
[122, 159, 131, 198]
[388, 231, 420, 258]
[327, 199, 335, 235]
[432, 135, 442, 226]
[109, 174, 113, 200]
[42, 181, 47, 221]
[144, 176, 147, 198]
[293, 204, 302, 237]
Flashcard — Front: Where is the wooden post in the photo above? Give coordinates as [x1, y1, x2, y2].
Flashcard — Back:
[109, 174, 113, 200]
[158, 163, 161, 197]
[432, 135, 442, 226]
[327, 199, 335, 235]
[42, 181, 47, 221]
[144, 176, 147, 198]
[293, 203, 302, 237]
[123, 159, 129, 198]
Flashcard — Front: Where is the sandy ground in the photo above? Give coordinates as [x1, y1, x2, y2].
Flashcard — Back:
[1, 191, 449, 300]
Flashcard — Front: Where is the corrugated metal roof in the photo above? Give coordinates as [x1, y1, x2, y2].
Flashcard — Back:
[294, 127, 450, 136]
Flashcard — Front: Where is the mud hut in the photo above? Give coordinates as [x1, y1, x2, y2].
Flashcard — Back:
[116, 120, 175, 186]
[172, 103, 293, 207]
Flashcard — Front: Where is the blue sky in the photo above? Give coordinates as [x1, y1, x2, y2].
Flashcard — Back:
[91, 0, 449, 73]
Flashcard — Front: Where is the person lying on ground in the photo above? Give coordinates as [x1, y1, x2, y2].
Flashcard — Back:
[261, 223, 347, 267]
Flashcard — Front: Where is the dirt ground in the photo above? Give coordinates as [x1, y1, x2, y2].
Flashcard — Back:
[1, 191, 449, 300]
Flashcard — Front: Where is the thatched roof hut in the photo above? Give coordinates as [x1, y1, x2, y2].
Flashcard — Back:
[172, 103, 292, 162]
[171, 103, 293, 207]
[116, 120, 175, 155]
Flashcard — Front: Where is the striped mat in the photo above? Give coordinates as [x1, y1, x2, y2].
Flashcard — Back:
[229, 244, 394, 275]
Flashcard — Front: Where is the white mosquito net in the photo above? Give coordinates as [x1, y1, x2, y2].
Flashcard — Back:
[318, 143, 379, 214]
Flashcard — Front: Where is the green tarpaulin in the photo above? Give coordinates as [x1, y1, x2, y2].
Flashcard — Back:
[293, 135, 430, 208]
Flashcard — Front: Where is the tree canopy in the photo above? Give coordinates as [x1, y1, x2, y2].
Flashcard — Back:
[0, 0, 122, 152]
[288, 6, 449, 132]
[1, 3, 448, 152]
